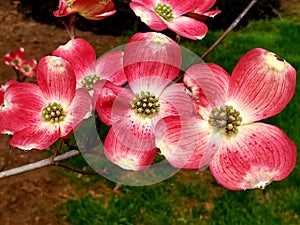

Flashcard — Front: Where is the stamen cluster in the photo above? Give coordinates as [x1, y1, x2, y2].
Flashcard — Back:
[208, 105, 242, 136]
[81, 74, 100, 90]
[130, 91, 160, 117]
[42, 102, 65, 123]
[154, 3, 173, 21]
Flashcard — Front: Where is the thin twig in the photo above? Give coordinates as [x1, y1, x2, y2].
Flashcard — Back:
[0, 150, 80, 179]
[200, 0, 257, 60]
[54, 162, 99, 175]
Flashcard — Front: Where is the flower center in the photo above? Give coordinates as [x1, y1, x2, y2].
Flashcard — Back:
[67, 0, 76, 7]
[12, 59, 20, 66]
[81, 74, 100, 90]
[42, 102, 66, 123]
[22, 65, 30, 73]
[154, 3, 174, 21]
[208, 105, 242, 136]
[130, 91, 160, 117]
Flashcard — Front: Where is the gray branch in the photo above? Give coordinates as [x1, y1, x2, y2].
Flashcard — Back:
[0, 150, 80, 179]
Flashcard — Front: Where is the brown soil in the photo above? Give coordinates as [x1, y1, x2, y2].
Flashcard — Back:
[0, 1, 122, 224]
[0, 0, 299, 224]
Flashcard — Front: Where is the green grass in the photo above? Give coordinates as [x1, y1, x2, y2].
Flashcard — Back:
[59, 18, 300, 225]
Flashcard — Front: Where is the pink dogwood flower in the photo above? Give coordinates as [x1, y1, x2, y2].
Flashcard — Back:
[130, 0, 219, 40]
[155, 48, 296, 190]
[3, 47, 37, 77]
[53, 0, 116, 20]
[19, 58, 37, 77]
[3, 47, 25, 69]
[52, 38, 126, 94]
[7, 56, 92, 150]
[93, 32, 194, 171]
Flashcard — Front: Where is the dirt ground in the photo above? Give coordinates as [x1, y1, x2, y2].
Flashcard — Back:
[0, 0, 299, 225]
[0, 1, 123, 225]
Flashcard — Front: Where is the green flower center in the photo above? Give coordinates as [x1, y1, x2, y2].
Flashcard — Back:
[22, 65, 30, 73]
[81, 74, 100, 90]
[12, 59, 20, 66]
[154, 3, 174, 21]
[208, 105, 242, 136]
[130, 91, 160, 117]
[67, 0, 76, 7]
[42, 102, 66, 123]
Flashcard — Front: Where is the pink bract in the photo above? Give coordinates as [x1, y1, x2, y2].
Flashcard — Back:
[130, 0, 219, 40]
[52, 38, 126, 94]
[93, 32, 194, 171]
[0, 80, 24, 134]
[7, 56, 92, 150]
[155, 48, 296, 190]
[53, 0, 116, 20]
[192, 0, 221, 18]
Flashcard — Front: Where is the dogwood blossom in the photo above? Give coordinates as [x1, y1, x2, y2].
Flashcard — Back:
[130, 0, 220, 40]
[3, 47, 37, 77]
[52, 38, 126, 94]
[2, 47, 25, 69]
[19, 59, 37, 77]
[53, 0, 116, 20]
[93, 32, 194, 171]
[7, 56, 92, 150]
[155, 48, 296, 190]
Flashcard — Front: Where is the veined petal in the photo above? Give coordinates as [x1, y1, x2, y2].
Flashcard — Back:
[184, 63, 230, 119]
[163, 0, 202, 16]
[109, 85, 158, 151]
[128, 76, 175, 98]
[10, 121, 60, 150]
[131, 0, 157, 8]
[95, 51, 127, 86]
[104, 128, 156, 171]
[73, 0, 115, 20]
[93, 80, 125, 125]
[159, 83, 195, 118]
[52, 38, 96, 82]
[210, 122, 296, 190]
[124, 32, 182, 90]
[193, 0, 218, 14]
[130, 2, 167, 30]
[1, 82, 46, 133]
[166, 16, 208, 40]
[36, 56, 76, 106]
[111, 110, 156, 152]
[155, 116, 221, 169]
[197, 10, 221, 18]
[227, 48, 296, 123]
[62, 88, 93, 137]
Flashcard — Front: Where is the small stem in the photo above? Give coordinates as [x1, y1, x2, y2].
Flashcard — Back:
[54, 162, 98, 175]
[63, 14, 77, 39]
[0, 150, 80, 179]
[199, 0, 257, 60]
[175, 34, 181, 44]
[53, 138, 64, 156]
[14, 68, 26, 82]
